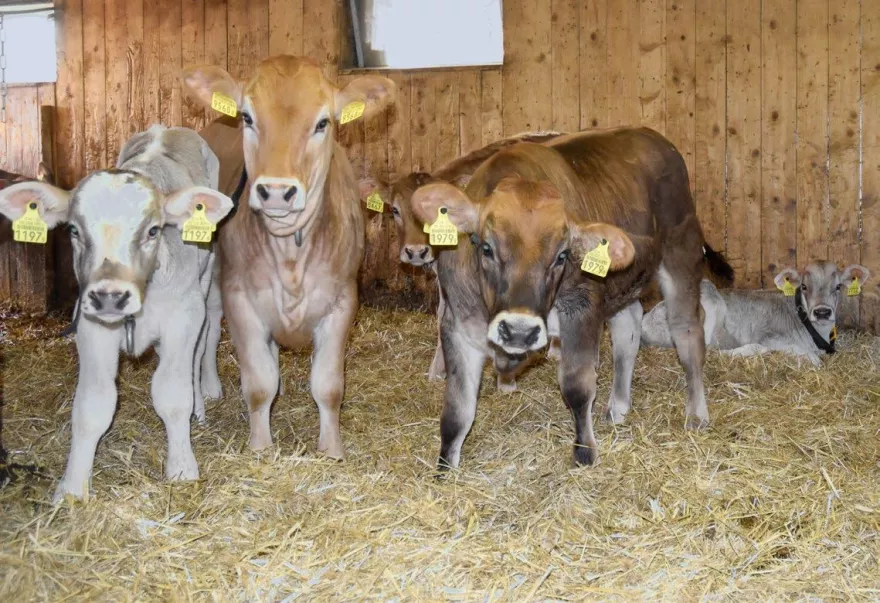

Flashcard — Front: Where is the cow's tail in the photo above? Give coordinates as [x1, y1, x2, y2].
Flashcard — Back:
[703, 243, 735, 286]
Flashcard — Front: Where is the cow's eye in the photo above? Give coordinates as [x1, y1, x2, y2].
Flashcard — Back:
[555, 250, 570, 266]
[801, 284, 807, 291]
[314, 118, 330, 134]
[148, 225, 161, 238]
[241, 112, 254, 127]
[391, 206, 400, 216]
[68, 225, 79, 238]
[835, 284, 842, 291]
[481, 242, 494, 259]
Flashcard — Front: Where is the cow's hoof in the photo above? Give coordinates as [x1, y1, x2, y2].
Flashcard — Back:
[201, 380, 223, 401]
[427, 370, 447, 381]
[572, 445, 598, 467]
[496, 376, 517, 393]
[547, 343, 562, 362]
[52, 484, 83, 505]
[166, 458, 200, 482]
[603, 407, 628, 425]
[685, 415, 709, 431]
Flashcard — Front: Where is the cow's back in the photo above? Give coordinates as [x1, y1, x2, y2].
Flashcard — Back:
[119, 124, 219, 192]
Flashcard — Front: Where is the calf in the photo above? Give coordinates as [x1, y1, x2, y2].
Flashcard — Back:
[410, 130, 732, 469]
[183, 56, 395, 455]
[641, 262, 871, 366]
[0, 125, 233, 501]
[362, 131, 565, 386]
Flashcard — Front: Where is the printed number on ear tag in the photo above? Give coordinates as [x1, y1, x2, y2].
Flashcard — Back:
[211, 92, 238, 118]
[366, 191, 384, 213]
[847, 277, 861, 297]
[181, 204, 216, 243]
[780, 278, 796, 297]
[580, 239, 611, 277]
[340, 101, 366, 125]
[12, 203, 48, 244]
[425, 207, 458, 246]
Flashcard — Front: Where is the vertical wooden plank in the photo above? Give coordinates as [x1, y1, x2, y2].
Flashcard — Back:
[182, 0, 206, 131]
[302, 0, 339, 81]
[82, 0, 106, 172]
[551, 0, 580, 132]
[607, 0, 640, 126]
[502, 0, 552, 134]
[37, 86, 56, 174]
[269, 0, 303, 56]
[725, 0, 762, 287]
[143, 0, 161, 126]
[126, 0, 145, 136]
[694, 0, 726, 250]
[54, 0, 85, 187]
[666, 0, 696, 192]
[227, 0, 249, 79]
[159, 0, 183, 126]
[639, 0, 666, 134]
[761, 0, 798, 286]
[580, 0, 608, 129]
[386, 71, 411, 181]
[458, 71, 482, 156]
[410, 73, 436, 173]
[827, 0, 861, 327]
[435, 73, 460, 168]
[480, 69, 503, 145]
[249, 0, 269, 64]
[204, 0, 228, 124]
[861, 1, 880, 333]
[795, 0, 829, 267]
[105, 0, 129, 161]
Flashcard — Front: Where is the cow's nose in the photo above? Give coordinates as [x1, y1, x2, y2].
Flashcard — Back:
[813, 307, 832, 320]
[88, 290, 131, 312]
[489, 312, 549, 354]
[402, 244, 432, 265]
[256, 184, 270, 201]
[283, 185, 298, 201]
[497, 320, 512, 342]
[524, 325, 541, 347]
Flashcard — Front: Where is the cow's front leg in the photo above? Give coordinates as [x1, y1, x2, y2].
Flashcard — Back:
[547, 308, 562, 361]
[605, 301, 643, 424]
[438, 323, 487, 470]
[152, 306, 203, 482]
[310, 288, 358, 459]
[226, 294, 278, 450]
[200, 274, 224, 402]
[54, 321, 121, 502]
[557, 313, 602, 466]
[427, 287, 447, 380]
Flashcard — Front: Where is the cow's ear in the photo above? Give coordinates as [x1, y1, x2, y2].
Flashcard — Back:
[411, 182, 478, 233]
[841, 264, 871, 290]
[358, 176, 390, 212]
[37, 161, 55, 184]
[163, 186, 234, 227]
[0, 181, 70, 228]
[335, 75, 396, 123]
[181, 65, 243, 112]
[569, 222, 636, 272]
[774, 267, 802, 289]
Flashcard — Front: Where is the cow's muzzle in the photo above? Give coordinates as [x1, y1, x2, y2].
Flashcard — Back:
[251, 176, 307, 214]
[812, 305, 834, 324]
[487, 311, 548, 354]
[400, 244, 433, 266]
[82, 279, 142, 323]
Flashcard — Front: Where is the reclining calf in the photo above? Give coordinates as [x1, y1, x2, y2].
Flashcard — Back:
[0, 125, 234, 501]
[641, 261, 871, 366]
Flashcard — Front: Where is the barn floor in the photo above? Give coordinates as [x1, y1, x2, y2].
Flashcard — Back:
[1, 307, 879, 601]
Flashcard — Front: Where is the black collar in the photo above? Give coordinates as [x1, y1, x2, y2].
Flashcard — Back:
[222, 166, 248, 225]
[795, 288, 836, 354]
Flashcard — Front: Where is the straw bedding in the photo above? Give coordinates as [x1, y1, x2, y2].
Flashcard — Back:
[1, 306, 879, 601]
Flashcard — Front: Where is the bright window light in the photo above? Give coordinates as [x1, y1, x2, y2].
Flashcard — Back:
[2, 11, 57, 84]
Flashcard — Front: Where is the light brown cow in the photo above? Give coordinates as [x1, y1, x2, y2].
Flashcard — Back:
[182, 56, 395, 456]
[410, 130, 733, 469]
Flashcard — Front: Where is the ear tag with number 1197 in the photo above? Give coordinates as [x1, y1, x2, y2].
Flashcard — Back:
[181, 204, 216, 243]
[423, 207, 458, 246]
[13, 203, 48, 244]
[580, 239, 611, 277]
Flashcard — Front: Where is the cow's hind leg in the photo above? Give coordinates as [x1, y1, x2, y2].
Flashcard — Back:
[605, 301, 643, 424]
[657, 259, 709, 430]
[437, 324, 487, 470]
[310, 289, 358, 459]
[557, 310, 603, 466]
[227, 296, 279, 450]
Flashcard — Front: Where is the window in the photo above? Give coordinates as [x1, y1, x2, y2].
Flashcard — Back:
[344, 0, 503, 70]
[1, 9, 56, 84]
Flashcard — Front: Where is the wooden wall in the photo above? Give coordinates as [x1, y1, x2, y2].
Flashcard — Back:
[0, 84, 57, 312]
[6, 0, 877, 330]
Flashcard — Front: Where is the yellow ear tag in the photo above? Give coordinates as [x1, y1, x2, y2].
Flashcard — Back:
[181, 204, 216, 243]
[830, 325, 838, 342]
[12, 203, 48, 244]
[365, 191, 384, 213]
[580, 239, 611, 277]
[425, 207, 458, 246]
[847, 277, 861, 297]
[211, 92, 238, 118]
[340, 101, 366, 125]
[780, 278, 796, 297]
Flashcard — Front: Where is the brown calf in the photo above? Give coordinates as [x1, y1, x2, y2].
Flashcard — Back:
[183, 56, 395, 456]
[411, 129, 732, 469]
